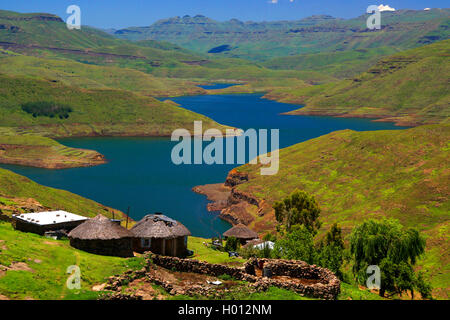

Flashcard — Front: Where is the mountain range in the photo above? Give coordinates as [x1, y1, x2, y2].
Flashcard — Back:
[110, 9, 450, 62]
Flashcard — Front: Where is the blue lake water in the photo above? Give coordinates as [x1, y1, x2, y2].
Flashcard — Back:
[197, 83, 241, 90]
[0, 94, 408, 237]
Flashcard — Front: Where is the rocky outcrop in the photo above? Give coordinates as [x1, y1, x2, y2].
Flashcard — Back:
[0, 24, 21, 32]
[219, 202, 255, 225]
[98, 292, 142, 300]
[225, 169, 249, 187]
[228, 188, 260, 207]
[194, 169, 266, 228]
[5, 14, 63, 22]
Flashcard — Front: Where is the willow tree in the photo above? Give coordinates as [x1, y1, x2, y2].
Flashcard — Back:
[350, 218, 428, 298]
[273, 189, 321, 235]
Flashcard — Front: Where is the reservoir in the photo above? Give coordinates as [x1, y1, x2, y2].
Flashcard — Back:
[0, 93, 407, 237]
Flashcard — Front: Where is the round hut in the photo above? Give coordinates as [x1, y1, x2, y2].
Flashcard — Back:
[223, 224, 259, 244]
[68, 214, 134, 257]
[131, 214, 191, 257]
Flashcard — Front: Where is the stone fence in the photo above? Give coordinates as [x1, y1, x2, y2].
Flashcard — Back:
[151, 254, 257, 282]
[150, 254, 340, 300]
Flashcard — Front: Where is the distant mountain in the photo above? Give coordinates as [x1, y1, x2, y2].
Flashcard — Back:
[0, 10, 317, 85]
[0, 9, 201, 65]
[112, 9, 450, 61]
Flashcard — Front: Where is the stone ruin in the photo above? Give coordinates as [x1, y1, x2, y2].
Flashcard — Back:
[103, 254, 340, 300]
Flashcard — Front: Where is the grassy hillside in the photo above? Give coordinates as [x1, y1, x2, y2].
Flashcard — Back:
[0, 73, 229, 137]
[267, 40, 450, 126]
[0, 10, 199, 63]
[263, 47, 400, 78]
[231, 124, 449, 297]
[0, 135, 106, 169]
[0, 222, 146, 300]
[0, 50, 207, 97]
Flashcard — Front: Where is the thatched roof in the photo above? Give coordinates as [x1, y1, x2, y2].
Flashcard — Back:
[131, 214, 191, 239]
[68, 214, 133, 240]
[223, 224, 258, 240]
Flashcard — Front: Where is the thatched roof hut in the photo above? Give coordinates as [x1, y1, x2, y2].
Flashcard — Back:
[68, 215, 134, 257]
[132, 214, 191, 239]
[223, 224, 259, 244]
[131, 214, 191, 256]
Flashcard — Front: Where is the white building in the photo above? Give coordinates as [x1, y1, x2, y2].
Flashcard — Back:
[12, 210, 88, 235]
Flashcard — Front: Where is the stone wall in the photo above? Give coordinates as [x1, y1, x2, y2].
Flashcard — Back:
[245, 258, 341, 300]
[151, 254, 256, 282]
[150, 254, 340, 300]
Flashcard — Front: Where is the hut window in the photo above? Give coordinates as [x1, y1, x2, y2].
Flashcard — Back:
[184, 236, 188, 246]
[141, 238, 151, 248]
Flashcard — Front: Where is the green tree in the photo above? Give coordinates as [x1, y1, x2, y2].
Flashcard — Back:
[224, 236, 239, 252]
[273, 189, 321, 235]
[349, 219, 429, 298]
[273, 225, 316, 264]
[415, 272, 433, 300]
[317, 223, 345, 279]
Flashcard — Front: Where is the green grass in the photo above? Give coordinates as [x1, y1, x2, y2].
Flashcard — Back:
[233, 124, 449, 298]
[0, 222, 145, 300]
[187, 237, 245, 266]
[338, 283, 384, 300]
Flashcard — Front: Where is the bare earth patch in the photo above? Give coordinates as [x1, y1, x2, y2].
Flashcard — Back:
[9, 262, 34, 273]
[125, 278, 166, 300]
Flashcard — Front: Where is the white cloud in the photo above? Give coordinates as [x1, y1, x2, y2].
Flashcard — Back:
[378, 4, 396, 12]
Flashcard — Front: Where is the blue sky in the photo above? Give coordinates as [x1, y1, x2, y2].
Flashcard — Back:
[0, 0, 447, 29]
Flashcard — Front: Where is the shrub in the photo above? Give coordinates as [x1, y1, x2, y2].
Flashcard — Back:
[218, 274, 233, 281]
[224, 236, 240, 252]
[22, 101, 73, 119]
[273, 189, 321, 235]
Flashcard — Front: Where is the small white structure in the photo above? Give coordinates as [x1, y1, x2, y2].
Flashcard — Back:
[12, 210, 88, 235]
[424, 8, 431, 11]
[253, 241, 275, 250]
